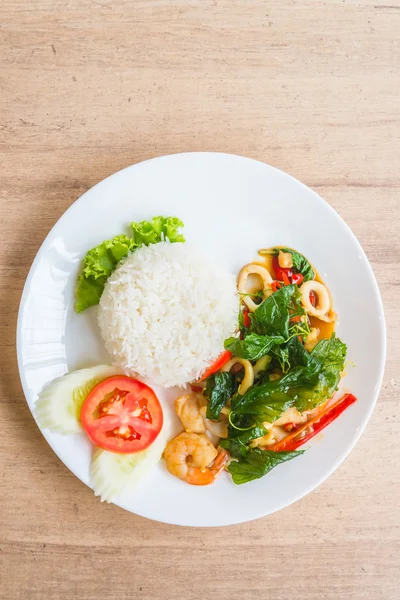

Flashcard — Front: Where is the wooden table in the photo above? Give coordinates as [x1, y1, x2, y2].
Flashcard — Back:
[1, 2, 399, 598]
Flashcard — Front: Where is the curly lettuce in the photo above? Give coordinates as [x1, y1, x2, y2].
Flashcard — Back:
[75, 216, 185, 313]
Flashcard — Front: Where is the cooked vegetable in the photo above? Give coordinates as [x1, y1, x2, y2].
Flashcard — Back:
[270, 335, 310, 374]
[224, 333, 285, 361]
[278, 248, 314, 282]
[227, 447, 305, 484]
[197, 350, 232, 382]
[269, 393, 357, 452]
[272, 254, 293, 282]
[205, 372, 236, 420]
[251, 284, 301, 338]
[230, 336, 347, 423]
[220, 425, 268, 458]
[242, 309, 251, 329]
[35, 365, 123, 434]
[81, 376, 163, 453]
[291, 273, 304, 285]
[75, 216, 185, 312]
[91, 418, 171, 502]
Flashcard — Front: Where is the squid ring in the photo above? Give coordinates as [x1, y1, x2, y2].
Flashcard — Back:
[300, 280, 335, 322]
[237, 263, 273, 312]
[222, 357, 254, 395]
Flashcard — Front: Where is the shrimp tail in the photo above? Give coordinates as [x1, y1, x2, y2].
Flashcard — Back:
[185, 448, 230, 486]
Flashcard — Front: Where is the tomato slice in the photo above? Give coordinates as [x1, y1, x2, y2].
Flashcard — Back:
[80, 376, 163, 453]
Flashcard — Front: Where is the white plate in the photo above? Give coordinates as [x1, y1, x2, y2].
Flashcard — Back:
[17, 152, 386, 527]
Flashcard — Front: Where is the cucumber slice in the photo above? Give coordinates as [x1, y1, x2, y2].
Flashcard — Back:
[91, 418, 172, 503]
[35, 365, 123, 434]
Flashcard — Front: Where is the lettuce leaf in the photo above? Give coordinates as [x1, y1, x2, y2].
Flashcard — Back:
[76, 235, 135, 313]
[130, 216, 185, 245]
[75, 216, 185, 312]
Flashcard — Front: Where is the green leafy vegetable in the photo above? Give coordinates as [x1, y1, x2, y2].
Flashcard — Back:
[296, 334, 347, 412]
[251, 285, 301, 338]
[231, 376, 300, 423]
[270, 336, 310, 373]
[224, 333, 285, 361]
[130, 216, 185, 245]
[238, 308, 247, 336]
[75, 216, 185, 312]
[75, 273, 108, 314]
[230, 335, 347, 423]
[278, 248, 314, 281]
[75, 235, 135, 313]
[220, 426, 268, 458]
[205, 372, 235, 420]
[228, 447, 305, 484]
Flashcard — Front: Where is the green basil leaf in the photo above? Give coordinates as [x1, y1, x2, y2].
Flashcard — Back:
[252, 285, 298, 338]
[224, 333, 285, 361]
[228, 447, 305, 484]
[220, 425, 268, 459]
[230, 335, 347, 422]
[205, 372, 235, 420]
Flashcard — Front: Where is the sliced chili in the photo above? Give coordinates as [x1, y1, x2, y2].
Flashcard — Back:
[271, 280, 282, 293]
[272, 255, 293, 281]
[197, 350, 232, 382]
[290, 315, 302, 323]
[270, 393, 357, 452]
[291, 273, 304, 285]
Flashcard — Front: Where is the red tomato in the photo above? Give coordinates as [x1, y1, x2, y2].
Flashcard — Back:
[80, 376, 163, 453]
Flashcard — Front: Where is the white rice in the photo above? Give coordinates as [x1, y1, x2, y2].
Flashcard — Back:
[98, 242, 238, 387]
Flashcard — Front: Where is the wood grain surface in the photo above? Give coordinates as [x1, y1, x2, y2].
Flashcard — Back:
[1, 1, 399, 599]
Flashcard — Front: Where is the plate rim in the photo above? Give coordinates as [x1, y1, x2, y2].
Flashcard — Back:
[16, 151, 387, 526]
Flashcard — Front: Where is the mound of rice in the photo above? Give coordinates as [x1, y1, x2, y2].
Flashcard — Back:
[98, 242, 238, 387]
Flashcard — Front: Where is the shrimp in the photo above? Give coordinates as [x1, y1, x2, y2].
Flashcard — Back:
[164, 432, 229, 485]
[175, 393, 206, 433]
